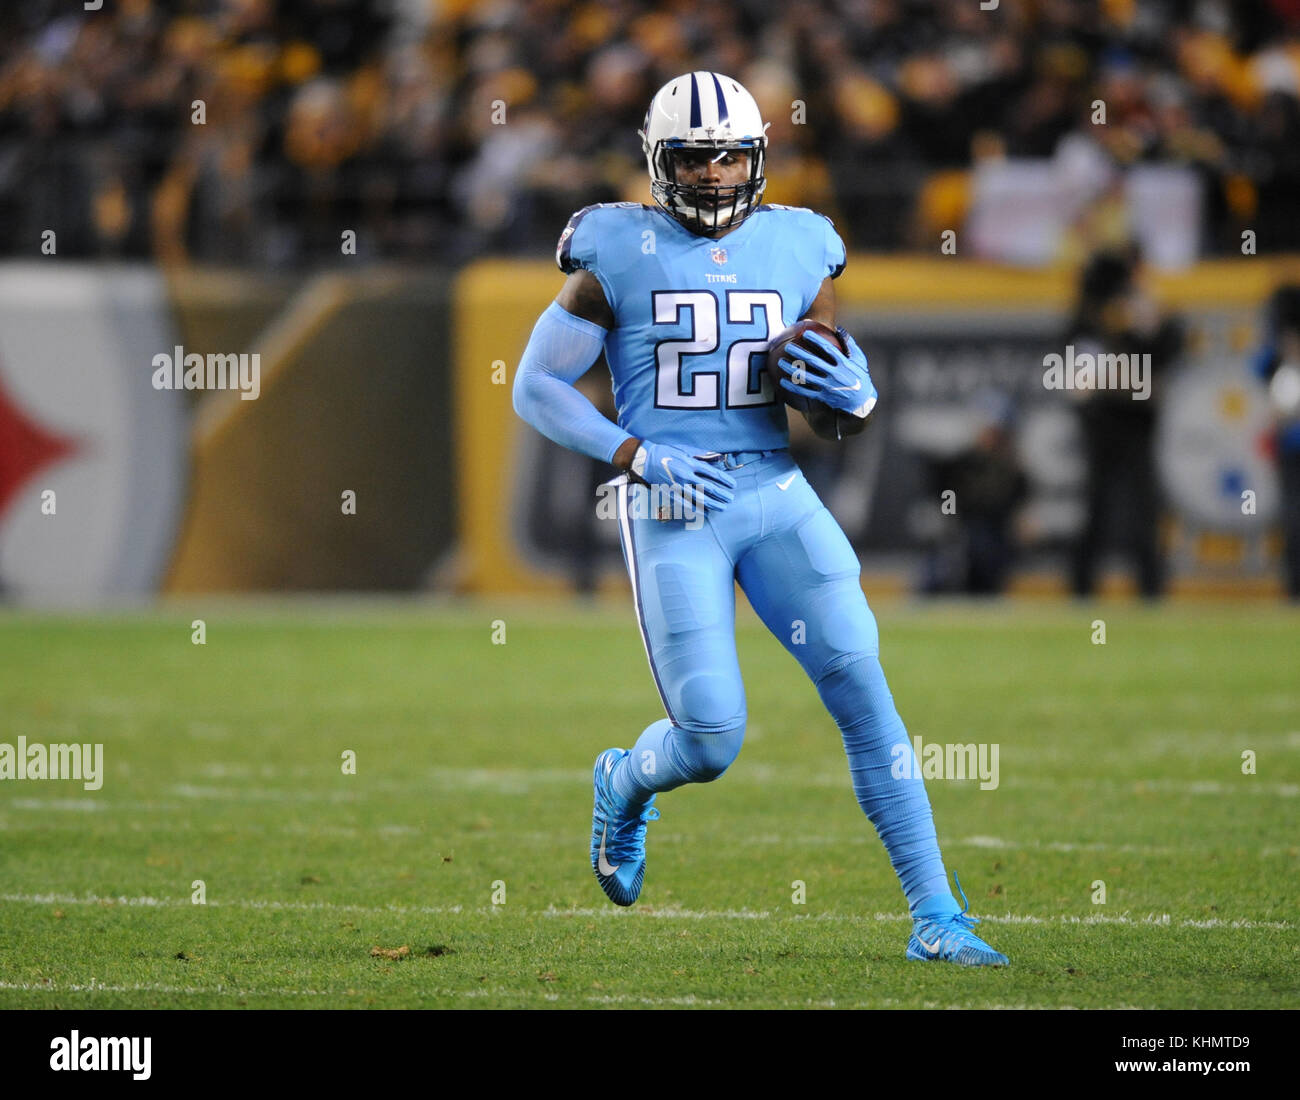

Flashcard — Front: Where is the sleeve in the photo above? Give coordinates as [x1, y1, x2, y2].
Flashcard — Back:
[556, 206, 601, 274]
[512, 301, 633, 465]
[821, 213, 847, 279]
[556, 206, 618, 314]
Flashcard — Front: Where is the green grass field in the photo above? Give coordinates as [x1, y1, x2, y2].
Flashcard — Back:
[0, 598, 1296, 1009]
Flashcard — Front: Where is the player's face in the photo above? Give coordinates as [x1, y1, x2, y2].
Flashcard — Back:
[673, 149, 751, 198]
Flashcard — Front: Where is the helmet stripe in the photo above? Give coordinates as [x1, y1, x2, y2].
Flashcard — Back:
[688, 72, 701, 129]
[710, 73, 729, 125]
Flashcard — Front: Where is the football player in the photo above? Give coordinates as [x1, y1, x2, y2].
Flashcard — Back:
[513, 72, 1008, 966]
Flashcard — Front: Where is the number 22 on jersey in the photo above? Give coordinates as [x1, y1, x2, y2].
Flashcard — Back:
[652, 290, 784, 410]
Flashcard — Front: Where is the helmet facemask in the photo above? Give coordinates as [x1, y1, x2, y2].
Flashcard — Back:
[647, 138, 767, 233]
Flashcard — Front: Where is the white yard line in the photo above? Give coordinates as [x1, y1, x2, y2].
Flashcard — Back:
[0, 893, 466, 916]
[1, 894, 1288, 929]
[954, 835, 1188, 854]
[542, 904, 772, 920]
[0, 980, 330, 997]
[2, 771, 1294, 808]
[0, 980, 1148, 1010]
[994, 777, 1299, 797]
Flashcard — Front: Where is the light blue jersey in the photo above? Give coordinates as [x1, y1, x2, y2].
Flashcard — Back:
[557, 202, 846, 454]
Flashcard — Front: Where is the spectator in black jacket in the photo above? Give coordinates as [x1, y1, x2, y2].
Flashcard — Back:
[1067, 246, 1184, 599]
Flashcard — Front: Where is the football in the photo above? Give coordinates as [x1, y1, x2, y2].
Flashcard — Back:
[764, 319, 869, 440]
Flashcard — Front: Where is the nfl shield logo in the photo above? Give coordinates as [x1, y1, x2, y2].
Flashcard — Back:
[710, 247, 728, 266]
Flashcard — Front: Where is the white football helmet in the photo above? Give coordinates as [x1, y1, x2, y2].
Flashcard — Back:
[639, 71, 769, 233]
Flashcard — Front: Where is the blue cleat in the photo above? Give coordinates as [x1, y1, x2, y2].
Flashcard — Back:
[906, 873, 1009, 967]
[590, 748, 660, 907]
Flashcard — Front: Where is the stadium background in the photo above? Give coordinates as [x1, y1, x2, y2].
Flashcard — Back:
[2, 0, 1299, 1023]
[3, 0, 1300, 601]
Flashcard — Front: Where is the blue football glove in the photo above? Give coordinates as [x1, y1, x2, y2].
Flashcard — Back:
[778, 327, 878, 419]
[628, 440, 737, 513]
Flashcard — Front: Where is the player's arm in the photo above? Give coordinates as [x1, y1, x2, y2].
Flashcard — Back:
[556, 268, 616, 330]
[801, 276, 836, 328]
[541, 270, 642, 469]
[512, 271, 634, 466]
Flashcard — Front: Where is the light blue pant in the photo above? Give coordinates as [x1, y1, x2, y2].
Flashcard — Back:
[609, 448, 951, 909]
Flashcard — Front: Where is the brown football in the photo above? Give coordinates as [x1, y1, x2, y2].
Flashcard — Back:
[764, 319, 868, 441]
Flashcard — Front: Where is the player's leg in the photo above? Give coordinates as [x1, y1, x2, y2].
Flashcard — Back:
[736, 456, 1007, 964]
[608, 475, 747, 799]
[1128, 442, 1164, 598]
[1070, 423, 1109, 596]
[734, 476, 951, 910]
[590, 476, 747, 905]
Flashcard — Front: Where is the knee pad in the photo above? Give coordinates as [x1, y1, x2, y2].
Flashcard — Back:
[664, 671, 746, 782]
[674, 671, 745, 734]
[669, 721, 745, 783]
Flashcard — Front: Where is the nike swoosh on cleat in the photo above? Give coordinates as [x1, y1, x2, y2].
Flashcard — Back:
[830, 379, 861, 391]
[597, 825, 620, 876]
[776, 474, 797, 491]
[917, 934, 943, 955]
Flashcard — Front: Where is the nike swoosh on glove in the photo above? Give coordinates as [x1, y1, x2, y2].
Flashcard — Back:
[778, 328, 878, 418]
[629, 441, 736, 513]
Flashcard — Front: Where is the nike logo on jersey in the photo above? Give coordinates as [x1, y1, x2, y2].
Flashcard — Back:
[776, 473, 797, 491]
[597, 825, 619, 876]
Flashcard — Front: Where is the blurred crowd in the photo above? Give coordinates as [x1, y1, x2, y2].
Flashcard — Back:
[3, 0, 1300, 265]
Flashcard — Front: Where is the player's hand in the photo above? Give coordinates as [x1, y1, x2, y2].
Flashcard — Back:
[628, 440, 736, 513]
[779, 328, 878, 419]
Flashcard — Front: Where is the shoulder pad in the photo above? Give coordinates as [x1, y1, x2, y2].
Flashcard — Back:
[556, 203, 649, 273]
